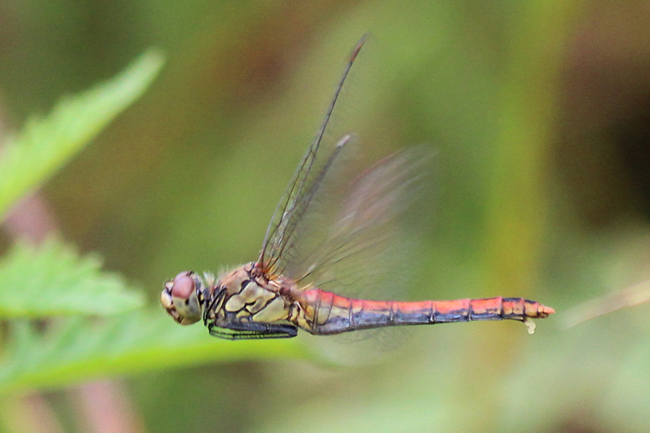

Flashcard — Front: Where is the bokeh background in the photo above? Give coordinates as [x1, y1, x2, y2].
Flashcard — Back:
[2, 1, 650, 432]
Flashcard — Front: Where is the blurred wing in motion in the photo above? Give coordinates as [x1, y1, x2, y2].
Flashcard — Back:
[286, 145, 434, 297]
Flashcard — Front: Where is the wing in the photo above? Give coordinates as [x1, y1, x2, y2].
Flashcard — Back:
[284, 145, 434, 297]
[258, 35, 369, 276]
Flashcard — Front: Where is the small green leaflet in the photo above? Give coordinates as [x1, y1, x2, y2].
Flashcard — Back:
[0, 238, 143, 318]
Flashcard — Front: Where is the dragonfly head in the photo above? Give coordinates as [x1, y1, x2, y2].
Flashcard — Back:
[161, 271, 206, 325]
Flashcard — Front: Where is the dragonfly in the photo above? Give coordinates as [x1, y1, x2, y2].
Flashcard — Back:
[161, 35, 555, 340]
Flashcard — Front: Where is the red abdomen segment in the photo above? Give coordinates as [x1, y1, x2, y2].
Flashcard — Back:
[298, 289, 555, 335]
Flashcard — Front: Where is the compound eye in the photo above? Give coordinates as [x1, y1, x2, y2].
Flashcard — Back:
[161, 271, 203, 326]
[171, 271, 196, 300]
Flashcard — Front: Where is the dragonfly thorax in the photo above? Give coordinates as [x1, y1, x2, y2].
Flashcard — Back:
[204, 263, 293, 324]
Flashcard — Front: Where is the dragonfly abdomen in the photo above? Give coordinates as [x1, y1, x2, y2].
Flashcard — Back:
[299, 289, 554, 335]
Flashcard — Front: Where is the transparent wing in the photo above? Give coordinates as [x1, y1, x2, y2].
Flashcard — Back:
[291, 147, 435, 359]
[259, 35, 368, 275]
[284, 145, 434, 298]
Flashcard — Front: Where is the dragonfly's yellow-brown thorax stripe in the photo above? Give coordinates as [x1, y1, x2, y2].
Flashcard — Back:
[224, 281, 274, 313]
[212, 263, 294, 325]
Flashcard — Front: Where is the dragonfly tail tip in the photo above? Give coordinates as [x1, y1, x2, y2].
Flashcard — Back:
[541, 305, 556, 317]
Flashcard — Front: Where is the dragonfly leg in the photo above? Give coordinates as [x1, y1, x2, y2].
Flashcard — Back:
[208, 321, 298, 340]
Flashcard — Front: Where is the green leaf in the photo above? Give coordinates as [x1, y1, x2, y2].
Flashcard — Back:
[0, 238, 144, 318]
[0, 309, 306, 394]
[0, 49, 165, 222]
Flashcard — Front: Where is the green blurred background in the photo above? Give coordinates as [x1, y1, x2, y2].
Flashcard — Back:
[2, 1, 650, 432]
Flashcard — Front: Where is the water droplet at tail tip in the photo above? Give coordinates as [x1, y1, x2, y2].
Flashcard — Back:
[524, 319, 536, 335]
[524, 304, 555, 334]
